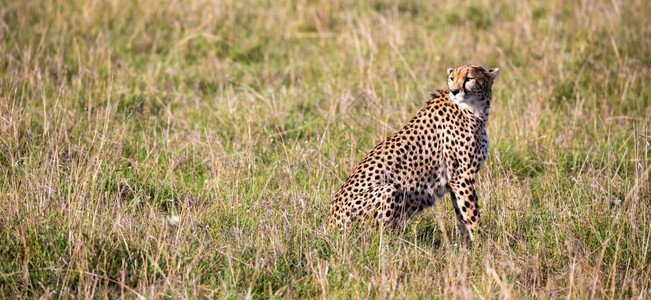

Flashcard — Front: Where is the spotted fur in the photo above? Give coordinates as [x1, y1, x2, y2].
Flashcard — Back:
[327, 65, 500, 240]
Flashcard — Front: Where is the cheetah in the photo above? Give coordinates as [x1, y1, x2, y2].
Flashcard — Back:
[328, 65, 499, 241]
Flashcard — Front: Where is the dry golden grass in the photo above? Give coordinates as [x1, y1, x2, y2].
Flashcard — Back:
[1, 0, 650, 298]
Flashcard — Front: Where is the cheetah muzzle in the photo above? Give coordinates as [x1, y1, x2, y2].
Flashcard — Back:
[328, 65, 500, 241]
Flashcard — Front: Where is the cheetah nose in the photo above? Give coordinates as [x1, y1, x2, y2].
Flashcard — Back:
[451, 89, 460, 96]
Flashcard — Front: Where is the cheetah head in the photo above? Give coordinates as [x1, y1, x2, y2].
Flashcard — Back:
[447, 65, 499, 117]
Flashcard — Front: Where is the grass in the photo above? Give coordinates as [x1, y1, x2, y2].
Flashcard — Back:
[0, 0, 650, 298]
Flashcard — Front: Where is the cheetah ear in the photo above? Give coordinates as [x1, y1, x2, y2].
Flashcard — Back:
[447, 67, 454, 75]
[487, 68, 500, 81]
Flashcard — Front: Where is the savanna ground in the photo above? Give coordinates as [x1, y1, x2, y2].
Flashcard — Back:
[1, 0, 650, 298]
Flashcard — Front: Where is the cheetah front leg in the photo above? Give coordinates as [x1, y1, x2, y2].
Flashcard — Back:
[448, 178, 481, 241]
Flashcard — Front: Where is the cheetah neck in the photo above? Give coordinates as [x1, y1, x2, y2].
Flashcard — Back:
[457, 102, 489, 123]
[456, 98, 490, 125]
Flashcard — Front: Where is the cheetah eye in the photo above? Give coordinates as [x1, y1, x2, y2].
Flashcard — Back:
[449, 77, 453, 81]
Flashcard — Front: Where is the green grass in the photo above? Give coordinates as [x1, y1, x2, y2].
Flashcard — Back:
[1, 0, 650, 298]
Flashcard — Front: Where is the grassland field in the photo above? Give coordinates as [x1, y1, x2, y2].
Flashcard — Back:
[0, 0, 650, 298]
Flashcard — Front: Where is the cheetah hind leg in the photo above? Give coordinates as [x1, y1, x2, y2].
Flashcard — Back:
[363, 184, 406, 229]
